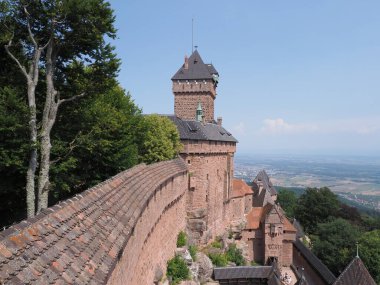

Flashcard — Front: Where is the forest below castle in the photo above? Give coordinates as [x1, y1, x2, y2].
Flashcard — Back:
[277, 186, 380, 283]
[0, 1, 181, 228]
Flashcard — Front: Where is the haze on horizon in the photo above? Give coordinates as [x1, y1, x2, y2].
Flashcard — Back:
[109, 0, 380, 156]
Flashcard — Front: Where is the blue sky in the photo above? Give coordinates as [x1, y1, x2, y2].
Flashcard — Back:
[108, 0, 380, 156]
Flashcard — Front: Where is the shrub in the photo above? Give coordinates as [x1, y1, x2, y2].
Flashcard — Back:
[176, 231, 187, 247]
[250, 260, 262, 266]
[211, 240, 222, 249]
[228, 228, 234, 239]
[189, 245, 197, 261]
[208, 252, 228, 267]
[226, 244, 245, 266]
[167, 255, 190, 284]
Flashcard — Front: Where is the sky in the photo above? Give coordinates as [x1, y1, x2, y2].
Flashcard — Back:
[108, 0, 380, 156]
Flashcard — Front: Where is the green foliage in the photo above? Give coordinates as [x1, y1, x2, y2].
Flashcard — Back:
[311, 218, 361, 275]
[277, 188, 297, 217]
[226, 244, 245, 266]
[50, 87, 142, 202]
[211, 240, 223, 249]
[228, 228, 234, 239]
[275, 186, 305, 197]
[250, 260, 262, 266]
[208, 252, 228, 267]
[336, 203, 362, 225]
[138, 114, 182, 164]
[358, 230, 380, 284]
[189, 245, 197, 261]
[294, 187, 340, 234]
[176, 231, 187, 248]
[166, 255, 190, 284]
[0, 87, 29, 227]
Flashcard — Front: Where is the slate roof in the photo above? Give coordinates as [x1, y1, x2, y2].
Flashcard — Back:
[293, 218, 305, 239]
[254, 170, 277, 196]
[167, 115, 238, 143]
[333, 257, 376, 285]
[213, 266, 273, 280]
[293, 239, 337, 285]
[295, 275, 309, 285]
[0, 158, 187, 285]
[171, 50, 218, 81]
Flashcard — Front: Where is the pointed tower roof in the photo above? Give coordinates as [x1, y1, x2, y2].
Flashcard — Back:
[171, 50, 218, 80]
[333, 257, 376, 285]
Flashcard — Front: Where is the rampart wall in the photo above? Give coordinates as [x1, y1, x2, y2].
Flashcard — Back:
[0, 158, 188, 285]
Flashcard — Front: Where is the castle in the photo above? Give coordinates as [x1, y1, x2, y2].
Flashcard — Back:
[0, 50, 376, 285]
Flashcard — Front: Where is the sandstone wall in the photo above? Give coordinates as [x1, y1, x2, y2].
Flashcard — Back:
[228, 197, 245, 222]
[282, 240, 293, 267]
[173, 80, 216, 122]
[107, 163, 188, 285]
[181, 141, 236, 244]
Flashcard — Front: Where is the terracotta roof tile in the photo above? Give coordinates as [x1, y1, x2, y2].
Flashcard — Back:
[283, 216, 297, 232]
[0, 158, 187, 284]
[231, 179, 253, 198]
[246, 207, 264, 229]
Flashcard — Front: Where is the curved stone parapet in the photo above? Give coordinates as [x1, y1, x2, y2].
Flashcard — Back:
[0, 158, 188, 285]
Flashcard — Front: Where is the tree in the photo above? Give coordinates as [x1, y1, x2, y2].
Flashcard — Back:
[1, 0, 117, 216]
[311, 218, 361, 275]
[0, 87, 29, 226]
[2, 1, 48, 217]
[358, 230, 380, 284]
[138, 115, 182, 164]
[277, 188, 297, 217]
[294, 187, 340, 233]
[49, 87, 142, 203]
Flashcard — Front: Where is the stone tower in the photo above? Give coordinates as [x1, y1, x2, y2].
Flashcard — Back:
[171, 50, 219, 122]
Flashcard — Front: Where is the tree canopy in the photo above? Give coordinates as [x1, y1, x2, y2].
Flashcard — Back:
[311, 218, 360, 275]
[294, 187, 340, 234]
[276, 188, 297, 217]
[358, 230, 380, 284]
[138, 114, 182, 164]
[0, 1, 182, 227]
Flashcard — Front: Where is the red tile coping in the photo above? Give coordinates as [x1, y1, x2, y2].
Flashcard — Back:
[0, 158, 187, 284]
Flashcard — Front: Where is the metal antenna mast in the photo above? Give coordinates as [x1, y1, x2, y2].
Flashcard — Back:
[192, 18, 194, 53]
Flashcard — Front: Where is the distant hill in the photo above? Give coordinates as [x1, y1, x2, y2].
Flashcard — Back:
[277, 186, 380, 217]
[275, 186, 305, 197]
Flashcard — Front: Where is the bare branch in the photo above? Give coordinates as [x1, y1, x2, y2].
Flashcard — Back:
[24, 6, 38, 47]
[42, 40, 51, 51]
[50, 133, 81, 165]
[4, 38, 29, 79]
[58, 93, 86, 105]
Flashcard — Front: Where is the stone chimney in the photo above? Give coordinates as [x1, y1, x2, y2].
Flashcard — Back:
[184, 55, 188, 70]
[217, 117, 223, 126]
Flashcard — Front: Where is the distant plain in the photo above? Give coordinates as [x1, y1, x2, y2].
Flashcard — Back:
[234, 154, 380, 196]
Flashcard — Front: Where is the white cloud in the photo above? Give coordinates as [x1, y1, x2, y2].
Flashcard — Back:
[259, 117, 380, 136]
[260, 118, 318, 135]
[233, 122, 246, 136]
